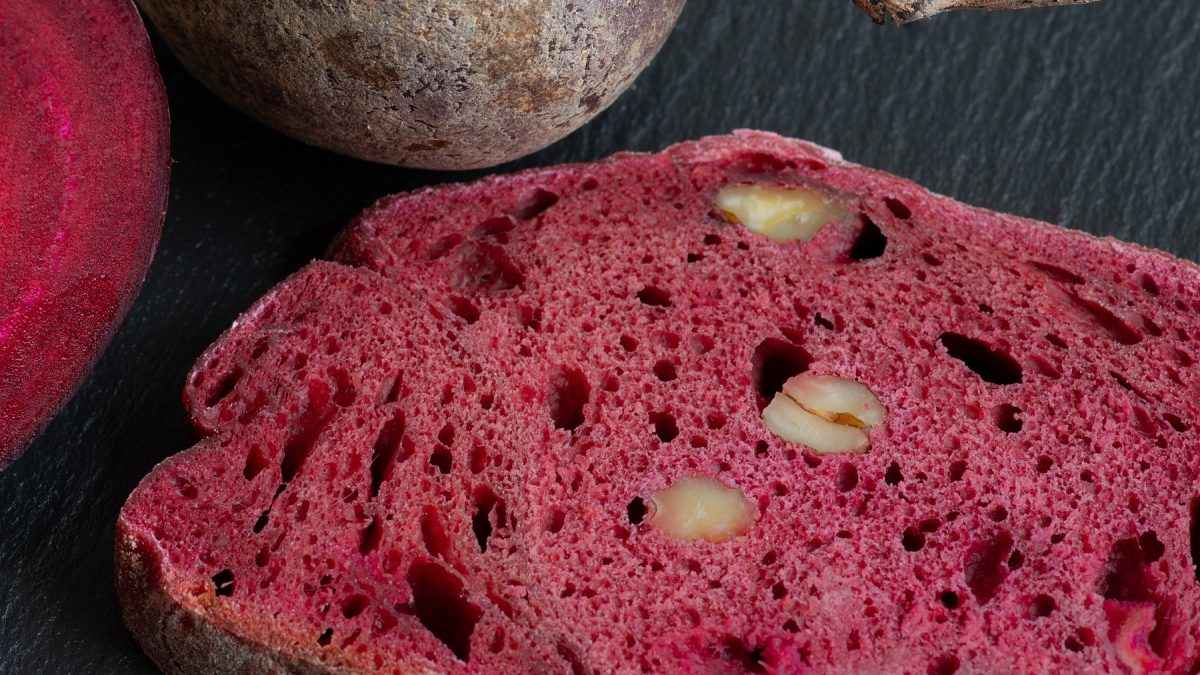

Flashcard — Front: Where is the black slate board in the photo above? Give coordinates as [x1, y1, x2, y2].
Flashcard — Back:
[2, 1, 1199, 672]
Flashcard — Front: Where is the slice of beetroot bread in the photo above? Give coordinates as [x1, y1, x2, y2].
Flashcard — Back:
[119, 131, 1200, 673]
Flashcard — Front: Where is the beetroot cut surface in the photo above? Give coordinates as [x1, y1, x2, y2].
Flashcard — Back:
[0, 0, 170, 467]
[120, 132, 1200, 673]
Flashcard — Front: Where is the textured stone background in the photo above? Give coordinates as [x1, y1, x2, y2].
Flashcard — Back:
[2, 1, 1197, 671]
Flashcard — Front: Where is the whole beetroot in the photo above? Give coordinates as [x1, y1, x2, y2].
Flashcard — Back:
[137, 0, 686, 170]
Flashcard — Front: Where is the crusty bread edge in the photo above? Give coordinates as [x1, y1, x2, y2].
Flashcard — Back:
[115, 523, 329, 675]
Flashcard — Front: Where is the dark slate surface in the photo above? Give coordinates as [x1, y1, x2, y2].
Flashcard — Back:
[2, 1, 1198, 672]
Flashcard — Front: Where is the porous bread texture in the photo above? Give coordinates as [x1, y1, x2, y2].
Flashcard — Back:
[120, 132, 1200, 673]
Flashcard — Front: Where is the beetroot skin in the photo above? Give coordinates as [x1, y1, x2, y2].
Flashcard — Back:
[0, 0, 170, 467]
[120, 132, 1200, 673]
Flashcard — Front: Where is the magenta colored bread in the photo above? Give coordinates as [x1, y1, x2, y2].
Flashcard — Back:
[118, 132, 1200, 673]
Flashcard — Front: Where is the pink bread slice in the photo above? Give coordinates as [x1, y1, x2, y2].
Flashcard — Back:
[119, 132, 1200, 673]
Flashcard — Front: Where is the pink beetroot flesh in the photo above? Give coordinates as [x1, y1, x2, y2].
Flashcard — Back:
[120, 132, 1200, 673]
[0, 0, 170, 467]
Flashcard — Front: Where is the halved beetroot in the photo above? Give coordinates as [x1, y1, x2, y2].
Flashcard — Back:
[0, 0, 169, 468]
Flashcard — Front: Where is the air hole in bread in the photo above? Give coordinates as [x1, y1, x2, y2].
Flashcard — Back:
[237, 391, 268, 425]
[719, 636, 767, 673]
[1028, 355, 1061, 379]
[636, 286, 672, 308]
[940, 591, 959, 609]
[836, 463, 859, 492]
[212, 569, 235, 597]
[547, 367, 589, 432]
[927, 654, 960, 675]
[427, 234, 464, 261]
[849, 216, 887, 260]
[771, 581, 787, 600]
[705, 412, 727, 430]
[280, 380, 336, 484]
[687, 252, 703, 263]
[341, 594, 369, 619]
[359, 517, 382, 555]
[1139, 531, 1164, 563]
[884, 197, 911, 220]
[1007, 550, 1025, 570]
[964, 531, 1014, 605]
[948, 460, 967, 481]
[626, 497, 646, 525]
[1140, 274, 1159, 295]
[420, 506, 451, 559]
[430, 446, 453, 474]
[243, 446, 269, 481]
[376, 372, 400, 403]
[1100, 537, 1156, 602]
[653, 360, 677, 382]
[650, 411, 678, 442]
[370, 411, 407, 498]
[545, 508, 566, 534]
[330, 368, 355, 406]
[750, 337, 812, 410]
[204, 367, 242, 407]
[552, 642, 587, 675]
[619, 335, 638, 352]
[1064, 293, 1142, 345]
[1035, 456, 1053, 474]
[516, 304, 541, 331]
[1141, 314, 1163, 337]
[473, 486, 502, 552]
[939, 333, 1023, 385]
[813, 313, 836, 331]
[1110, 370, 1148, 402]
[489, 628, 506, 654]
[885, 462, 904, 486]
[902, 527, 925, 552]
[249, 339, 270, 360]
[703, 234, 721, 246]
[731, 151, 793, 174]
[252, 510, 270, 534]
[992, 404, 1023, 433]
[512, 187, 559, 220]
[317, 628, 333, 646]
[472, 216, 516, 244]
[1028, 261, 1085, 285]
[922, 253, 942, 267]
[1132, 406, 1159, 438]
[691, 334, 715, 354]
[406, 559, 482, 662]
[1189, 498, 1200, 583]
[454, 242, 524, 292]
[469, 445, 487, 474]
[449, 296, 481, 324]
